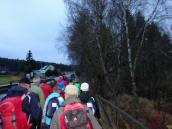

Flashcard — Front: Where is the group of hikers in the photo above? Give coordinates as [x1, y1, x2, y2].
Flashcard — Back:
[0, 75, 102, 129]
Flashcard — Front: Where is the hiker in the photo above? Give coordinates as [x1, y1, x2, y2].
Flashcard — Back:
[63, 75, 69, 84]
[41, 80, 53, 99]
[79, 82, 100, 119]
[47, 79, 56, 89]
[57, 76, 68, 87]
[0, 77, 42, 129]
[31, 76, 45, 109]
[56, 80, 65, 98]
[74, 82, 81, 95]
[50, 84, 102, 129]
[56, 76, 67, 98]
[42, 92, 64, 128]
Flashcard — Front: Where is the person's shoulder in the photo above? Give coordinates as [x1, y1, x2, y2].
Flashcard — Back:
[7, 86, 27, 97]
[37, 86, 43, 91]
[29, 92, 39, 101]
[31, 85, 40, 92]
[54, 107, 64, 117]
[9, 85, 23, 91]
[29, 91, 36, 96]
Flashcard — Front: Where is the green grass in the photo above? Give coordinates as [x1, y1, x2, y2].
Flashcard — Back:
[0, 75, 21, 85]
[167, 125, 172, 129]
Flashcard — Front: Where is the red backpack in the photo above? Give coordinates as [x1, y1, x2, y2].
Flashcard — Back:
[0, 96, 31, 129]
[60, 103, 92, 129]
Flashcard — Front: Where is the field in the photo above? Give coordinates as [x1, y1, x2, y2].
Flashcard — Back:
[0, 75, 21, 85]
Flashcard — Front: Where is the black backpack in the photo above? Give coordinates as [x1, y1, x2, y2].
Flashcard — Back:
[46, 97, 60, 118]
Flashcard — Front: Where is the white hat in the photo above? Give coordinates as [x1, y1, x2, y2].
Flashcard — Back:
[80, 82, 89, 91]
[65, 85, 78, 96]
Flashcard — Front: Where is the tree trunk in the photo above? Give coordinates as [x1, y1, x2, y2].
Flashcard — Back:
[123, 9, 137, 96]
[94, 0, 115, 97]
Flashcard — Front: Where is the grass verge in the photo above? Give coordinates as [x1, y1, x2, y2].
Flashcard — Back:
[0, 75, 20, 85]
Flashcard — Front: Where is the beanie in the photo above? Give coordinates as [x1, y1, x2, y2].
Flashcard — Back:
[80, 82, 89, 92]
[65, 85, 78, 96]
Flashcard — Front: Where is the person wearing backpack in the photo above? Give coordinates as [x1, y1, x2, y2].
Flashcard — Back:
[42, 92, 64, 128]
[74, 82, 81, 95]
[41, 80, 54, 99]
[0, 77, 42, 129]
[79, 82, 100, 119]
[50, 84, 102, 129]
[31, 76, 45, 109]
[56, 80, 66, 99]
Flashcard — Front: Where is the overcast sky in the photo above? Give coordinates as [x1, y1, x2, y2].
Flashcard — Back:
[0, 0, 69, 64]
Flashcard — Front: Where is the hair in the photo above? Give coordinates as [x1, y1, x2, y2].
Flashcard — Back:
[65, 85, 78, 96]
[19, 77, 31, 84]
[33, 76, 41, 84]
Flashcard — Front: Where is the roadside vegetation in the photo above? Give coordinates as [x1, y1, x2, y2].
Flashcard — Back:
[0, 74, 21, 85]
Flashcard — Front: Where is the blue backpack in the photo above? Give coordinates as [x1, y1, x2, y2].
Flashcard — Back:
[58, 81, 65, 91]
[43, 93, 64, 126]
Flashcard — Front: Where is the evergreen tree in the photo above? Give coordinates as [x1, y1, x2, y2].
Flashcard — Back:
[23, 50, 36, 73]
[26, 50, 33, 61]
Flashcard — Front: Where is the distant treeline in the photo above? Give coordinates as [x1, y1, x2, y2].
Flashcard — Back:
[0, 57, 73, 73]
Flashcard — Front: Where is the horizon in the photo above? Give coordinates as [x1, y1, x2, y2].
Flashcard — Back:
[0, 56, 70, 65]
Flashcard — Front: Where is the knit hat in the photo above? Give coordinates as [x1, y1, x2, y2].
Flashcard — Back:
[65, 84, 78, 96]
[80, 82, 89, 92]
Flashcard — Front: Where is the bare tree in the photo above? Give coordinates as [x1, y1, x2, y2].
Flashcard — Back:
[108, 0, 172, 95]
[64, 0, 172, 100]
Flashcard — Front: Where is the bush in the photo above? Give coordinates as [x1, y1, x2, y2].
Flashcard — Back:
[116, 94, 172, 129]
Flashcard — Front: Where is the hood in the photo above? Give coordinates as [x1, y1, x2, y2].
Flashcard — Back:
[64, 95, 81, 106]
[7, 86, 28, 98]
[79, 91, 91, 103]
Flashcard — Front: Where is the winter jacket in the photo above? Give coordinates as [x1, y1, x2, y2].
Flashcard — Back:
[5, 85, 42, 129]
[79, 91, 92, 103]
[41, 83, 53, 99]
[31, 83, 45, 108]
[74, 83, 81, 95]
[57, 79, 68, 87]
[42, 93, 64, 125]
[79, 91, 100, 119]
[50, 96, 102, 129]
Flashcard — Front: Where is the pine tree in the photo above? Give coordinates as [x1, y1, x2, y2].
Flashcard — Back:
[26, 50, 33, 61]
[23, 50, 36, 73]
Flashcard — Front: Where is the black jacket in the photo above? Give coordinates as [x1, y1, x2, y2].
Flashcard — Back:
[79, 91, 100, 119]
[79, 91, 92, 103]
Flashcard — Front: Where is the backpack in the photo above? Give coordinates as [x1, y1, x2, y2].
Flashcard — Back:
[0, 95, 31, 129]
[43, 93, 64, 126]
[58, 81, 65, 91]
[60, 103, 92, 129]
[28, 92, 42, 128]
[46, 98, 59, 118]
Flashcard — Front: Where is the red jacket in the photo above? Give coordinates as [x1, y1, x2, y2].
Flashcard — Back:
[57, 79, 68, 86]
[41, 83, 53, 99]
